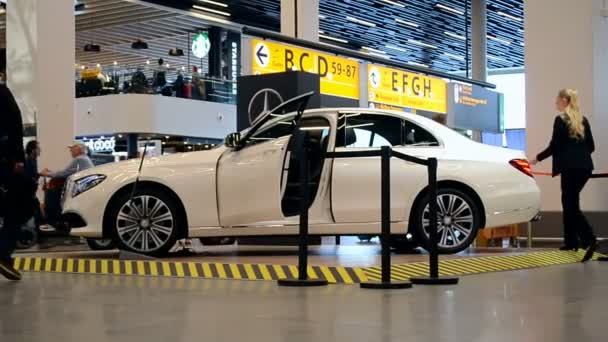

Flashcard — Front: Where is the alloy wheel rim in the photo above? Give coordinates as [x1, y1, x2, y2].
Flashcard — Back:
[116, 195, 174, 252]
[422, 194, 474, 249]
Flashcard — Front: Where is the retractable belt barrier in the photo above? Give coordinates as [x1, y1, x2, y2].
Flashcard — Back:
[533, 171, 608, 178]
[278, 129, 459, 289]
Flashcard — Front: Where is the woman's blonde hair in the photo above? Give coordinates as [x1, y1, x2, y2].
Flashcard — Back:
[558, 88, 585, 140]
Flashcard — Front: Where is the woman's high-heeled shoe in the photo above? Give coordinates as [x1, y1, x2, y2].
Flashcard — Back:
[582, 240, 598, 263]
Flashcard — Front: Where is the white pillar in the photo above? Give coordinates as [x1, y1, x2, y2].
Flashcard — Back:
[526, 0, 608, 212]
[280, 0, 319, 42]
[6, 0, 75, 171]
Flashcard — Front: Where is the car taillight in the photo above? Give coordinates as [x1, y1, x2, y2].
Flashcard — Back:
[510, 159, 534, 178]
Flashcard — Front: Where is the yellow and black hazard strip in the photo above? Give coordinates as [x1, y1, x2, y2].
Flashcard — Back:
[12, 257, 368, 284]
[363, 250, 604, 282]
[13, 250, 603, 284]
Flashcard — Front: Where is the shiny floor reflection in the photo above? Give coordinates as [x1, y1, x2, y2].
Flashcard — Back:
[1, 263, 607, 342]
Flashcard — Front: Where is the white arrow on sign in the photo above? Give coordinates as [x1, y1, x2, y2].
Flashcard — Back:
[254, 42, 270, 68]
[369, 67, 381, 89]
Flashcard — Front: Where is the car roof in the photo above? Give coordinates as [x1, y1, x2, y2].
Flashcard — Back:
[301, 107, 469, 146]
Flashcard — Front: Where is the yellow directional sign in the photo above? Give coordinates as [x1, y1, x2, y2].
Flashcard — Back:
[251, 39, 360, 100]
[368, 64, 447, 113]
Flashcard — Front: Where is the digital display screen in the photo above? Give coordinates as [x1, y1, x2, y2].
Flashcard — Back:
[447, 83, 504, 133]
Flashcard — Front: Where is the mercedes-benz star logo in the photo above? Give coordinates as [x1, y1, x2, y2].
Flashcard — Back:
[248, 88, 284, 125]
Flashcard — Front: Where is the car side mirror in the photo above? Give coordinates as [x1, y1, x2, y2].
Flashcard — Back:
[224, 132, 241, 149]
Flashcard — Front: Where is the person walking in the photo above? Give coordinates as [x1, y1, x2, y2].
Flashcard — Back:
[531, 88, 597, 262]
[0, 61, 31, 280]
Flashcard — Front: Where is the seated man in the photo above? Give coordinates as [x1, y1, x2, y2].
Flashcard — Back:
[39, 142, 94, 232]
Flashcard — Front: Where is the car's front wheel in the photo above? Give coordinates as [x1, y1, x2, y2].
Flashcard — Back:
[107, 187, 182, 257]
[412, 188, 481, 254]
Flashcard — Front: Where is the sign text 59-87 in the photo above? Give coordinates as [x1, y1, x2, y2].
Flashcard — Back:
[252, 39, 360, 100]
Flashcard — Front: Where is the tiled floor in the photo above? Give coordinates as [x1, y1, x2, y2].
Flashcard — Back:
[1, 262, 607, 342]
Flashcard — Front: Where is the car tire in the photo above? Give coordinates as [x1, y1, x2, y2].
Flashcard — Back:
[86, 239, 116, 251]
[106, 187, 182, 257]
[412, 188, 481, 254]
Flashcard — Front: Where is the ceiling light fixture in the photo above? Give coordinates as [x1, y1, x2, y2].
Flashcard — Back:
[146, 60, 151, 65]
[488, 55, 508, 62]
[169, 48, 185, 56]
[444, 53, 464, 61]
[408, 61, 429, 68]
[198, 0, 228, 8]
[319, 14, 327, 19]
[366, 52, 391, 59]
[385, 44, 407, 53]
[497, 11, 522, 22]
[444, 31, 466, 40]
[407, 39, 438, 49]
[113, 61, 118, 66]
[362, 46, 386, 54]
[131, 40, 148, 49]
[435, 3, 464, 15]
[319, 34, 349, 44]
[487, 35, 511, 45]
[84, 44, 101, 52]
[346, 16, 376, 27]
[193, 4, 230, 16]
[378, 0, 405, 8]
[395, 18, 419, 28]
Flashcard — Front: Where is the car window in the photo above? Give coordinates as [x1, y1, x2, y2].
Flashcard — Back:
[336, 113, 403, 148]
[247, 114, 297, 146]
[403, 120, 439, 147]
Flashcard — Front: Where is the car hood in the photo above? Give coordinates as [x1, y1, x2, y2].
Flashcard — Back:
[71, 147, 228, 179]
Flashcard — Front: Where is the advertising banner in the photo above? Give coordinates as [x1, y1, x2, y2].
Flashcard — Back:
[251, 39, 360, 100]
[367, 64, 447, 113]
[447, 83, 504, 133]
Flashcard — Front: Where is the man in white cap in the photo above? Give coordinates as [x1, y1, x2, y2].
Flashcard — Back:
[39, 142, 94, 235]
[40, 142, 94, 179]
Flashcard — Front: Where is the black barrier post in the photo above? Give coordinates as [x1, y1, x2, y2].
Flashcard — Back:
[361, 146, 412, 290]
[411, 158, 459, 285]
[278, 131, 328, 287]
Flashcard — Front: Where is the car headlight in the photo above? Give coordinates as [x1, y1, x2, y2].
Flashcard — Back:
[72, 174, 106, 198]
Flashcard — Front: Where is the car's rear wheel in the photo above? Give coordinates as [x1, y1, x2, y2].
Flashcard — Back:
[107, 188, 181, 257]
[86, 239, 116, 251]
[413, 188, 481, 254]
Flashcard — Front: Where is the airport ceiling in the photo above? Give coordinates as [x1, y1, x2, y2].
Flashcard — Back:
[0, 0, 524, 73]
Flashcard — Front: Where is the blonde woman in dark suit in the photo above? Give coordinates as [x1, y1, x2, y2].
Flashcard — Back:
[531, 89, 597, 262]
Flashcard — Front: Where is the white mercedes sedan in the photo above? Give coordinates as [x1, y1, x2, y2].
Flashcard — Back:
[62, 93, 541, 256]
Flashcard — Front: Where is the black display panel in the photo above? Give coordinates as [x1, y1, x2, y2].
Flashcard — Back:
[447, 83, 504, 133]
[236, 71, 321, 131]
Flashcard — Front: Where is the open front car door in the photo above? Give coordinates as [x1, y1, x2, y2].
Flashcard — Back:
[216, 92, 314, 227]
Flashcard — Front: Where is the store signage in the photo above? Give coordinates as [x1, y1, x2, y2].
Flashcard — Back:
[231, 41, 238, 95]
[251, 39, 360, 100]
[81, 136, 116, 153]
[192, 32, 211, 59]
[448, 83, 504, 133]
[367, 64, 447, 113]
